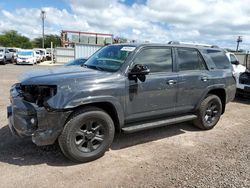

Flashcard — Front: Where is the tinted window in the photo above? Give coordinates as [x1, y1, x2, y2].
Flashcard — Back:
[133, 48, 172, 72]
[85, 45, 135, 72]
[207, 50, 230, 69]
[177, 48, 206, 71]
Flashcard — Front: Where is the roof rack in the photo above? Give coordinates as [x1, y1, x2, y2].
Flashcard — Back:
[168, 41, 219, 48]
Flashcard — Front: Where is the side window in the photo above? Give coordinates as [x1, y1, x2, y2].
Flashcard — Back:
[177, 48, 207, 71]
[206, 49, 230, 69]
[230, 54, 237, 63]
[133, 48, 172, 73]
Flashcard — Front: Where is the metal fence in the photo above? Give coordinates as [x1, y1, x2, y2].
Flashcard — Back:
[55, 44, 102, 64]
[75, 44, 102, 59]
[55, 47, 74, 64]
[234, 52, 250, 68]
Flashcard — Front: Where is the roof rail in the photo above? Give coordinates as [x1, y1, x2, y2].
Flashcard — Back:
[168, 41, 180, 45]
[168, 41, 219, 48]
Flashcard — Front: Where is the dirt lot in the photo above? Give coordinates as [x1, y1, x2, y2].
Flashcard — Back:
[0, 64, 249, 188]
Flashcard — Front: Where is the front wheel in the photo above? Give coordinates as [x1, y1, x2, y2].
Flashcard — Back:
[2, 57, 6, 65]
[58, 107, 115, 163]
[193, 95, 222, 130]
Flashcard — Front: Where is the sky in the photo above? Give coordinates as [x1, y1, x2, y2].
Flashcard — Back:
[0, 0, 250, 50]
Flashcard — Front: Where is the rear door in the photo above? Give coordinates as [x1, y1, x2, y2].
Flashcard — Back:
[175, 47, 211, 114]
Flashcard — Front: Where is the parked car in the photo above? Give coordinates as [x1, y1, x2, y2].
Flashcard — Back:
[0, 47, 14, 64]
[226, 52, 250, 97]
[64, 58, 88, 66]
[16, 50, 36, 65]
[35, 50, 43, 63]
[8, 48, 20, 63]
[7, 43, 236, 163]
[33, 48, 46, 61]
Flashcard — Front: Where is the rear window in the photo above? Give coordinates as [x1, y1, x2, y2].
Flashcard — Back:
[206, 49, 231, 69]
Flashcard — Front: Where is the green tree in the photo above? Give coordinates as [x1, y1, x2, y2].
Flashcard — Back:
[0, 30, 32, 48]
[32, 34, 61, 48]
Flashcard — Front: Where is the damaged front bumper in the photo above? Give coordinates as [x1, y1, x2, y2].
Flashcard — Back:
[7, 85, 72, 146]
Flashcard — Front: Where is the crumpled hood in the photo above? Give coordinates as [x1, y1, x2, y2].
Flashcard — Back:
[19, 66, 114, 85]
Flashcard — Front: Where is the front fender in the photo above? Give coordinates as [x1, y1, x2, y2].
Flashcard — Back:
[48, 95, 125, 129]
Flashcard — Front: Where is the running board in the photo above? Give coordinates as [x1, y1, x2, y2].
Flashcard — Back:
[122, 115, 197, 133]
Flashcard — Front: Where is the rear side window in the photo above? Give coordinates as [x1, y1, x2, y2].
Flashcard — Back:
[206, 50, 230, 69]
[133, 47, 172, 73]
[177, 48, 207, 71]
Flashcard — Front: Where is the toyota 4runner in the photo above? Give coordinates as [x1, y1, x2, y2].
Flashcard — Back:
[7, 43, 236, 162]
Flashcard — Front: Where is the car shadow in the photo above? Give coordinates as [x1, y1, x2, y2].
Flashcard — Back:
[0, 122, 200, 167]
[233, 96, 250, 105]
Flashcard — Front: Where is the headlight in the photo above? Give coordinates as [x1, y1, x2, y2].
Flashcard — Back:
[21, 85, 57, 107]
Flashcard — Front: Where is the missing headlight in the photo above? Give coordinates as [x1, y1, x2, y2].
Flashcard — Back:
[21, 85, 57, 107]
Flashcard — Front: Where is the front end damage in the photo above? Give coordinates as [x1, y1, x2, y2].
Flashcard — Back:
[7, 83, 72, 146]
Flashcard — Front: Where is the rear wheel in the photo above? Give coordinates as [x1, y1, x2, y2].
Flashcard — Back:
[58, 107, 115, 163]
[193, 95, 222, 130]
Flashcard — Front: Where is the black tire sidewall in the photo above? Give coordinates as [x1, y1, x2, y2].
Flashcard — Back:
[59, 110, 115, 162]
[202, 96, 222, 128]
[195, 95, 222, 130]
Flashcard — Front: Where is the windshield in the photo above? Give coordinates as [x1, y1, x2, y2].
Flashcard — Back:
[84, 45, 136, 72]
[18, 51, 33, 56]
[9, 49, 16, 52]
[65, 58, 87, 66]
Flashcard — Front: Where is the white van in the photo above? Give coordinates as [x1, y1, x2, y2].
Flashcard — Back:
[17, 50, 36, 65]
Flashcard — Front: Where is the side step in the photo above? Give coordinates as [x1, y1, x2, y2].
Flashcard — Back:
[122, 115, 197, 133]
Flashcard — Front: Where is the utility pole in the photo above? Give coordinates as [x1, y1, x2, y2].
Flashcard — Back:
[236, 36, 242, 52]
[40, 10, 46, 48]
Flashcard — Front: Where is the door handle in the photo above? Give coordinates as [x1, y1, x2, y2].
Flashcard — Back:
[167, 80, 177, 85]
[201, 76, 209, 82]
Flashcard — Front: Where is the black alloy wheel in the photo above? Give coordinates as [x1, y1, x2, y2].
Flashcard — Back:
[59, 107, 115, 163]
[74, 119, 105, 153]
[194, 95, 222, 130]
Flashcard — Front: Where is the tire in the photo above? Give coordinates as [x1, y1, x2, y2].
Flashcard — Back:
[193, 95, 222, 130]
[58, 107, 115, 163]
[11, 57, 14, 64]
[2, 57, 6, 65]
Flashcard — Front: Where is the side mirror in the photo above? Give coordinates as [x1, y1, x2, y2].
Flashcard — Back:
[231, 60, 240, 65]
[128, 64, 150, 82]
[129, 64, 150, 76]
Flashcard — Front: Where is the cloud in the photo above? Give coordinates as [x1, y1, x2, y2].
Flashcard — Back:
[0, 0, 249, 50]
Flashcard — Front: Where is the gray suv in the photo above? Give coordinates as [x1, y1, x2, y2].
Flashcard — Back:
[7, 43, 236, 162]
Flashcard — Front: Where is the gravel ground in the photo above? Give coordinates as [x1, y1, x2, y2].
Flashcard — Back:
[0, 64, 249, 188]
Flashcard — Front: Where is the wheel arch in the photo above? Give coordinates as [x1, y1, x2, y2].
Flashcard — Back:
[66, 101, 123, 133]
[207, 89, 226, 114]
[198, 88, 226, 114]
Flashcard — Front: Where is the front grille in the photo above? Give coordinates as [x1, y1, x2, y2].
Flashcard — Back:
[239, 72, 250, 85]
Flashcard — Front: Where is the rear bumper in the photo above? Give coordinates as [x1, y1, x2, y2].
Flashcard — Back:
[7, 91, 72, 146]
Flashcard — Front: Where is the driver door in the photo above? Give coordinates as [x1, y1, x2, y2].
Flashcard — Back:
[125, 47, 178, 123]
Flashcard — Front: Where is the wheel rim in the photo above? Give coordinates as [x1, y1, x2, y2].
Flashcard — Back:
[74, 119, 105, 153]
[204, 100, 219, 125]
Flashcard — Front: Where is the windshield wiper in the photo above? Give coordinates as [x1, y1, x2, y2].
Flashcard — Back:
[83, 64, 104, 71]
